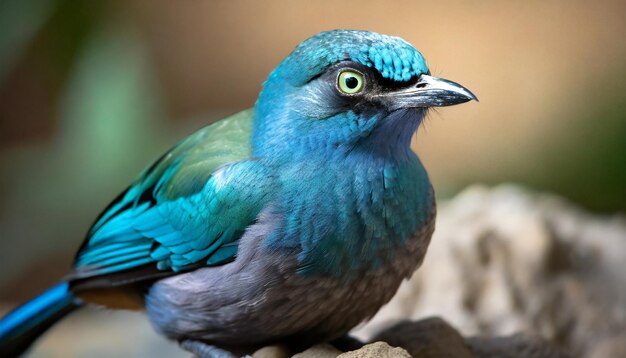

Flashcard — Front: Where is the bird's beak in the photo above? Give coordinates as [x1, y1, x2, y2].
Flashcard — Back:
[381, 74, 478, 110]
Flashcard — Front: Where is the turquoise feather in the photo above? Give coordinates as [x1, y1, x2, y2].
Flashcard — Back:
[73, 110, 268, 276]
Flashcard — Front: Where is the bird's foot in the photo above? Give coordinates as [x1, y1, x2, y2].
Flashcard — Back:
[180, 340, 248, 358]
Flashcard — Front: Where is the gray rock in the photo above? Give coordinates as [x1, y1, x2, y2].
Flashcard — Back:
[466, 334, 568, 358]
[370, 316, 567, 358]
[372, 317, 473, 358]
[355, 185, 626, 357]
[338, 342, 411, 358]
[253, 344, 291, 358]
[588, 332, 626, 358]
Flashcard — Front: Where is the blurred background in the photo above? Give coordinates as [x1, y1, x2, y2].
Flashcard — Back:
[0, 0, 625, 356]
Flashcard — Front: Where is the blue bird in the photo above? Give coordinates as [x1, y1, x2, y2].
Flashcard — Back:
[0, 30, 476, 357]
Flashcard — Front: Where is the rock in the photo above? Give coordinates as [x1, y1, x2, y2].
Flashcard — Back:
[253, 344, 291, 358]
[338, 342, 411, 358]
[588, 332, 626, 358]
[354, 185, 626, 357]
[372, 317, 473, 358]
[369, 316, 566, 358]
[292, 344, 342, 358]
[465, 334, 568, 358]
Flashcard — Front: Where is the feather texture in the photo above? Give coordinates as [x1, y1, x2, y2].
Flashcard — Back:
[72, 109, 275, 280]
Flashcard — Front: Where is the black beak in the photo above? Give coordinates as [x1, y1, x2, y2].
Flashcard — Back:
[380, 74, 478, 110]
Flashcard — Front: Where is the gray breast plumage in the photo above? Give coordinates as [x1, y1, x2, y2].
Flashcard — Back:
[145, 205, 435, 349]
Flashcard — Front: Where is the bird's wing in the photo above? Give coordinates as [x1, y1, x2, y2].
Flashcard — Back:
[70, 109, 271, 286]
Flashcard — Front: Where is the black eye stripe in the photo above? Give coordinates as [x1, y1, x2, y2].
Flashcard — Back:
[333, 62, 421, 92]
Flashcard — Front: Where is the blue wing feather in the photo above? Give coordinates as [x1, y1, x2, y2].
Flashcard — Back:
[71, 110, 274, 282]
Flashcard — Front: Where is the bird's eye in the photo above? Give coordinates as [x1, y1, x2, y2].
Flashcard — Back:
[337, 70, 364, 94]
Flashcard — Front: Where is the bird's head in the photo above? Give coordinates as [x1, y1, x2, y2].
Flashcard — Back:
[252, 30, 476, 162]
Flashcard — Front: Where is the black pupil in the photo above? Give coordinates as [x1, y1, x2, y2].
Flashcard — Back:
[345, 76, 359, 89]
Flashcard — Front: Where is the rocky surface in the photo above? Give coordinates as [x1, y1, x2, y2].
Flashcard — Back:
[465, 333, 566, 358]
[337, 342, 411, 358]
[354, 185, 626, 357]
[293, 317, 566, 358]
[8, 185, 625, 357]
[372, 318, 474, 357]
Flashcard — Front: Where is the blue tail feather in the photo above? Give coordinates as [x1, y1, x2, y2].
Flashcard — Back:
[0, 282, 79, 357]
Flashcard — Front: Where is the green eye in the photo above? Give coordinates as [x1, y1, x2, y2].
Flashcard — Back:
[338, 70, 364, 94]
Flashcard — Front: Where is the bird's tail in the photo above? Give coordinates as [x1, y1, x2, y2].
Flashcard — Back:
[0, 282, 80, 357]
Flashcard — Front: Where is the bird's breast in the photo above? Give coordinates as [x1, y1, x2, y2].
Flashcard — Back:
[146, 212, 435, 348]
[264, 154, 435, 278]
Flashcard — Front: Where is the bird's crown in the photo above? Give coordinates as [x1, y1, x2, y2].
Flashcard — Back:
[276, 30, 429, 85]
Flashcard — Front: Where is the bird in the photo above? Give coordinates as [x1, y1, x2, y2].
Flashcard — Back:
[0, 30, 476, 357]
